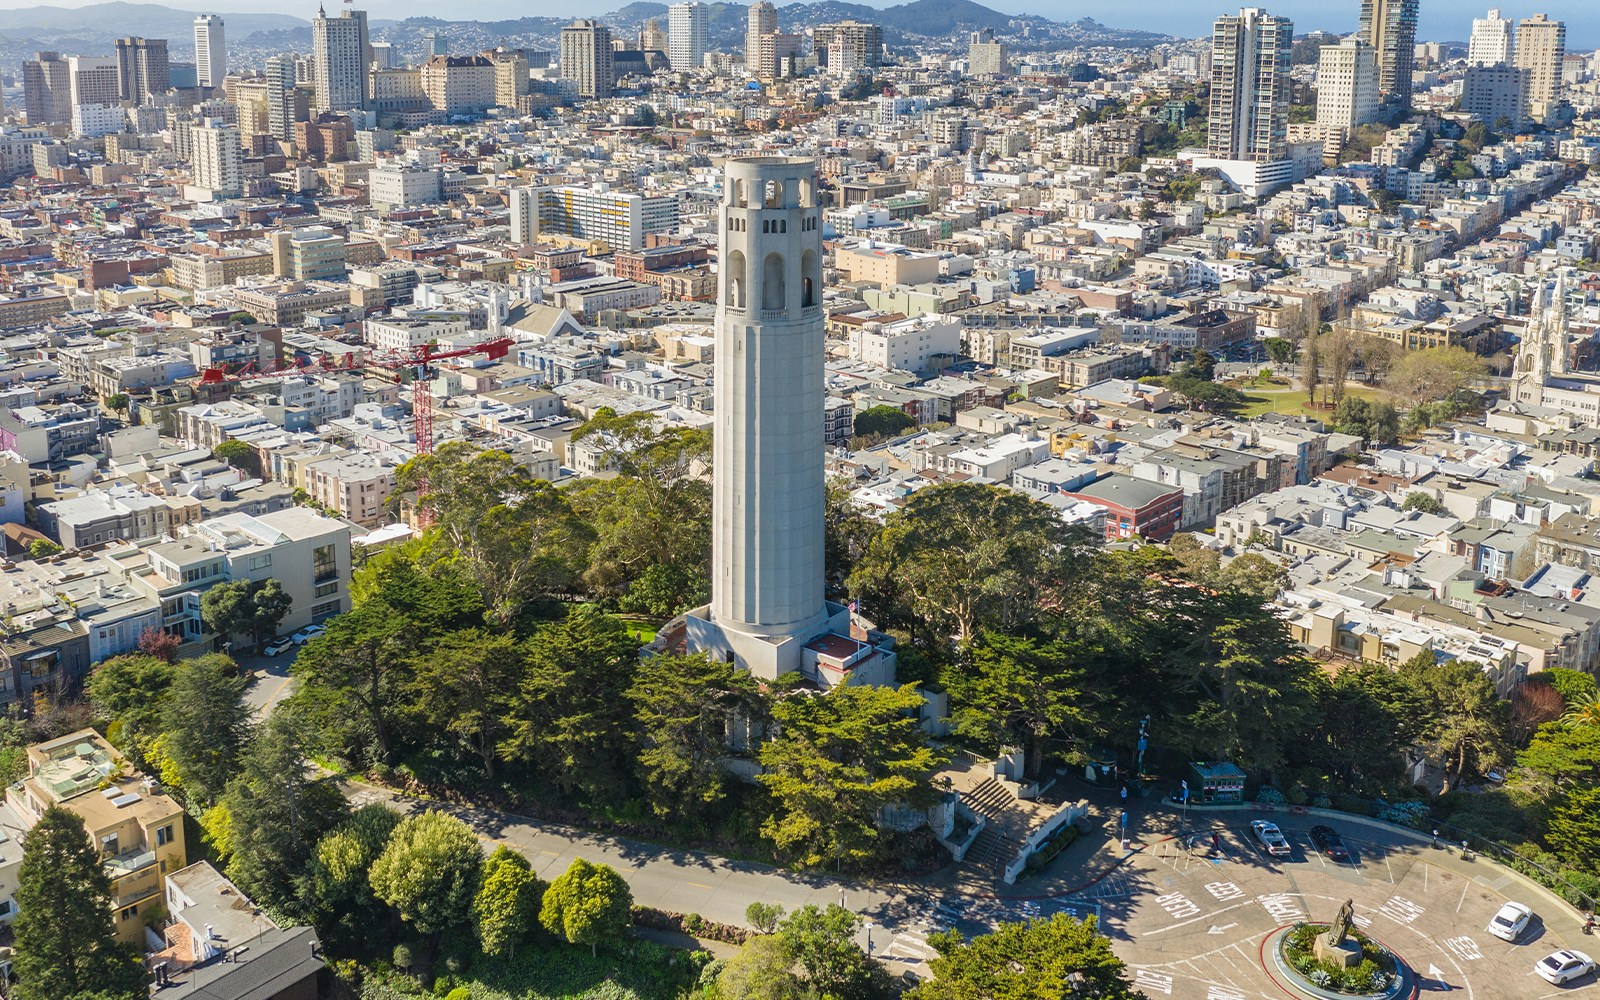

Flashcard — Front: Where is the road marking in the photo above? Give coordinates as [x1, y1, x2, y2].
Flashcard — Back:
[1156, 892, 1201, 919]
[1133, 969, 1174, 995]
[1257, 892, 1305, 922]
[1205, 881, 1245, 901]
[1457, 881, 1470, 913]
[1207, 922, 1238, 935]
[684, 881, 714, 889]
[1143, 899, 1253, 937]
[1352, 914, 1372, 928]
[1427, 963, 1445, 980]
[1208, 988, 1247, 1000]
[1443, 936, 1482, 961]
[1379, 896, 1425, 924]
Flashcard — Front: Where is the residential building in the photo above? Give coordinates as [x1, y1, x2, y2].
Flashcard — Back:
[668, 2, 708, 72]
[312, 6, 369, 113]
[159, 862, 323, 998]
[1064, 474, 1185, 542]
[264, 55, 297, 142]
[815, 20, 884, 69]
[847, 315, 962, 371]
[533, 184, 678, 251]
[369, 160, 443, 210]
[1207, 7, 1293, 163]
[1358, 0, 1419, 108]
[190, 118, 243, 199]
[1468, 8, 1514, 66]
[7, 731, 187, 945]
[560, 20, 614, 100]
[968, 28, 1007, 77]
[305, 453, 396, 527]
[271, 227, 347, 282]
[1316, 38, 1380, 134]
[37, 487, 202, 549]
[421, 54, 496, 115]
[1462, 63, 1528, 125]
[68, 55, 120, 109]
[509, 185, 539, 244]
[194, 15, 227, 89]
[22, 52, 72, 125]
[746, 1, 776, 71]
[1514, 13, 1565, 122]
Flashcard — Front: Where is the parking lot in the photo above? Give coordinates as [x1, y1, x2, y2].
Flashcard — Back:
[1085, 815, 1596, 999]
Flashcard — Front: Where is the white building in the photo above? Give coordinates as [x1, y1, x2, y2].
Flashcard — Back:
[71, 103, 124, 139]
[533, 184, 678, 251]
[194, 14, 227, 89]
[368, 161, 443, 210]
[667, 2, 707, 72]
[847, 315, 962, 372]
[312, 6, 368, 113]
[1468, 8, 1514, 66]
[509, 185, 539, 244]
[1514, 13, 1565, 122]
[190, 118, 242, 199]
[1316, 38, 1380, 134]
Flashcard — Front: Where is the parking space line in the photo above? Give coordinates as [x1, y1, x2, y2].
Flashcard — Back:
[1456, 882, 1469, 913]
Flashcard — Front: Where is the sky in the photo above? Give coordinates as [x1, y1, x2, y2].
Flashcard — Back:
[1, 0, 1596, 47]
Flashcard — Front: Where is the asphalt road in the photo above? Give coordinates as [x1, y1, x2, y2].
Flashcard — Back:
[240, 647, 298, 718]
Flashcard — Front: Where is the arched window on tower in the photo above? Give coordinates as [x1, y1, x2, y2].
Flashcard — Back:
[764, 180, 782, 208]
[733, 178, 747, 207]
[801, 249, 818, 308]
[726, 250, 746, 309]
[762, 252, 785, 311]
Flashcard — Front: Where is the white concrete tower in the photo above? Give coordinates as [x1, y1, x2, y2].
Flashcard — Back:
[712, 156, 826, 654]
[194, 15, 227, 90]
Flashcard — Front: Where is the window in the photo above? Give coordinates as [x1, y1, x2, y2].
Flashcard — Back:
[248, 554, 272, 571]
[0, 899, 12, 916]
[120, 906, 137, 922]
[312, 543, 338, 584]
[314, 581, 338, 598]
[310, 600, 342, 619]
[101, 833, 119, 857]
[156, 823, 174, 847]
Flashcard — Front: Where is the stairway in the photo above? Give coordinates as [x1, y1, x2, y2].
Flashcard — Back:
[962, 777, 1014, 821]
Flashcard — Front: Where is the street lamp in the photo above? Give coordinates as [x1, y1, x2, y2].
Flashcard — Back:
[1120, 809, 1129, 851]
[863, 921, 875, 957]
[1135, 715, 1150, 779]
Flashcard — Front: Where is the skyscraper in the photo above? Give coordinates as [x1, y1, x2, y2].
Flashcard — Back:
[68, 55, 121, 109]
[1316, 37, 1380, 134]
[1514, 13, 1565, 122]
[684, 157, 893, 685]
[23, 52, 73, 124]
[265, 55, 296, 141]
[114, 37, 170, 104]
[968, 28, 1007, 76]
[509, 186, 540, 244]
[667, 2, 707, 72]
[559, 20, 614, 99]
[1207, 7, 1293, 163]
[1468, 8, 1514, 67]
[746, 1, 776, 67]
[312, 5, 369, 113]
[1358, 0, 1419, 109]
[194, 15, 227, 89]
[815, 20, 884, 69]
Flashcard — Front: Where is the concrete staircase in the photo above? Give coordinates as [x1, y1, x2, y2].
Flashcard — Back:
[959, 777, 1023, 876]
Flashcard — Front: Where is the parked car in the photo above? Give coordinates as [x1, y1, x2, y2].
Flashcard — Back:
[1535, 950, 1594, 985]
[1488, 902, 1534, 942]
[291, 624, 326, 645]
[1308, 825, 1350, 862]
[262, 636, 294, 657]
[1250, 820, 1291, 857]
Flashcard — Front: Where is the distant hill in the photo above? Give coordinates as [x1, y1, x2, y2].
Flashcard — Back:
[0, 2, 305, 39]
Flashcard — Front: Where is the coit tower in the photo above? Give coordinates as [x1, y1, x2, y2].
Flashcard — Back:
[707, 156, 827, 675]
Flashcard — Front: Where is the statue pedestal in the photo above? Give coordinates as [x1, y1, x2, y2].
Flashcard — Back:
[1314, 932, 1362, 969]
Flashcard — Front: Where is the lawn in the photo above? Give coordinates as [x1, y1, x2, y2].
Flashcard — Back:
[1236, 384, 1387, 419]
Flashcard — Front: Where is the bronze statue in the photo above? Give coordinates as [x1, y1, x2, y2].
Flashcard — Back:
[1329, 898, 1355, 945]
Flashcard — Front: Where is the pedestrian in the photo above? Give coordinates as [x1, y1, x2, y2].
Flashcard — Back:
[1120, 785, 1129, 805]
[1211, 832, 1221, 855]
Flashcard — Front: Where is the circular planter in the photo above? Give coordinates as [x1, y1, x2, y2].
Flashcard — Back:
[1264, 924, 1417, 1000]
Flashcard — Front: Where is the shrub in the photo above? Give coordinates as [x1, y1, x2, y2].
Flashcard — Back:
[393, 944, 413, 972]
[1256, 786, 1286, 805]
[1377, 800, 1430, 830]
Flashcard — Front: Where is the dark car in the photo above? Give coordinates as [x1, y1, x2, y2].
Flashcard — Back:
[1309, 824, 1350, 861]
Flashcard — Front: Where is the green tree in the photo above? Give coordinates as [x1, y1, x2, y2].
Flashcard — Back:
[847, 483, 1085, 644]
[474, 846, 545, 958]
[370, 812, 484, 935]
[406, 629, 521, 778]
[1386, 346, 1488, 407]
[213, 438, 260, 477]
[1404, 656, 1511, 793]
[500, 605, 640, 800]
[628, 652, 764, 821]
[1401, 492, 1449, 516]
[1215, 552, 1289, 599]
[104, 392, 129, 417]
[87, 653, 175, 765]
[825, 476, 878, 592]
[200, 578, 292, 650]
[910, 914, 1142, 1000]
[1182, 349, 1217, 381]
[1305, 663, 1427, 792]
[776, 903, 886, 999]
[161, 653, 252, 806]
[1333, 396, 1401, 446]
[310, 804, 402, 950]
[539, 858, 633, 956]
[1563, 691, 1600, 729]
[221, 707, 349, 917]
[715, 935, 810, 1000]
[27, 538, 62, 559]
[853, 405, 915, 440]
[13, 807, 147, 1000]
[1547, 668, 1599, 707]
[746, 901, 786, 934]
[945, 630, 1089, 778]
[1546, 784, 1600, 873]
[759, 684, 945, 868]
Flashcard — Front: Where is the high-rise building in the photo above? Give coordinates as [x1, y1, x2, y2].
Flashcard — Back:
[265, 55, 297, 141]
[1468, 8, 1514, 67]
[814, 20, 884, 69]
[312, 5, 369, 113]
[1514, 13, 1566, 122]
[683, 157, 895, 685]
[1207, 7, 1293, 163]
[23, 52, 73, 125]
[746, 1, 776, 66]
[191, 118, 243, 198]
[488, 50, 530, 108]
[559, 20, 614, 99]
[968, 28, 1007, 77]
[667, 2, 707, 72]
[1462, 63, 1527, 124]
[420, 54, 496, 115]
[423, 32, 448, 57]
[194, 15, 227, 89]
[68, 55, 121, 109]
[114, 36, 170, 104]
[271, 228, 347, 281]
[1358, 0, 1419, 108]
[1316, 37, 1380, 133]
[531, 183, 677, 250]
[639, 18, 667, 54]
[509, 186, 540, 244]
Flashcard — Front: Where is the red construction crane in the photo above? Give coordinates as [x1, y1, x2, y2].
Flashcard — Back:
[194, 337, 517, 527]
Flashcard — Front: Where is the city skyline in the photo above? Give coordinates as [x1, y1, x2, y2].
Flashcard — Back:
[0, 0, 1597, 47]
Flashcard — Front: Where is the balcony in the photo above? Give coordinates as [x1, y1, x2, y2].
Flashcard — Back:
[104, 847, 157, 879]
